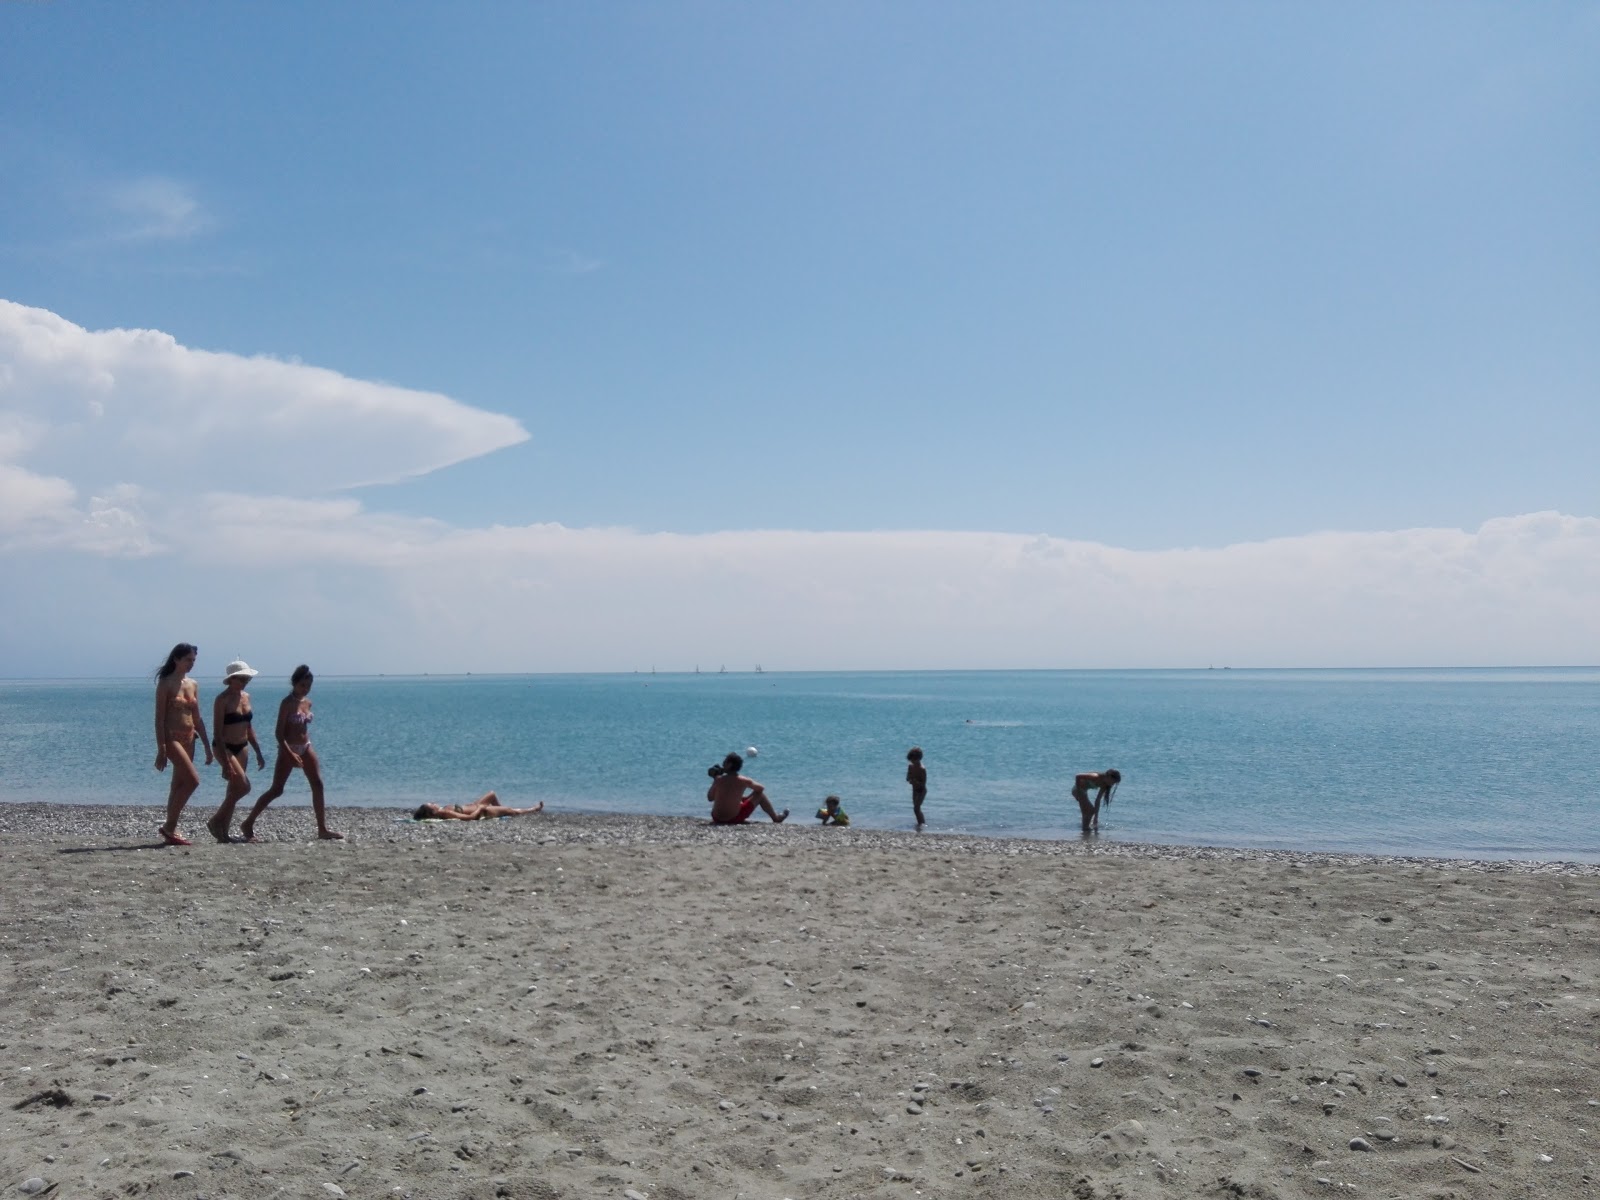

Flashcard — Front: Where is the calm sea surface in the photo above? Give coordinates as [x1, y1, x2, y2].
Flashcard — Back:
[1, 669, 1596, 860]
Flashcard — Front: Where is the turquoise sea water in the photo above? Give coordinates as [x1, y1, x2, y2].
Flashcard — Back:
[1, 668, 1597, 860]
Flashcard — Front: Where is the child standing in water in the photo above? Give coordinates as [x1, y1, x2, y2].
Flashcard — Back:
[906, 747, 927, 827]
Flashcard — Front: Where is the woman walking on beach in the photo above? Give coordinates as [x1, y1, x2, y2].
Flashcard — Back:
[239, 665, 343, 842]
[906, 747, 927, 827]
[1071, 769, 1121, 833]
[153, 643, 213, 846]
[207, 660, 265, 842]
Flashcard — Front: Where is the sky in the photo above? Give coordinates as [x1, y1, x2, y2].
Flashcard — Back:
[1, 2, 1597, 676]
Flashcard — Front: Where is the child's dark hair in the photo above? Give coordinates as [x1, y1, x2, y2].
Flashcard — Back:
[708, 751, 744, 778]
[291, 664, 313, 686]
[155, 643, 197, 680]
[906, 746, 923, 762]
[824, 794, 841, 808]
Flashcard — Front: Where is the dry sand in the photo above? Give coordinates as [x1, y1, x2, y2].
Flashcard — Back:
[2, 804, 1598, 1199]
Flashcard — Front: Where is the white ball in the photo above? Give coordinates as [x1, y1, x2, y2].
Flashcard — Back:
[745, 746, 759, 758]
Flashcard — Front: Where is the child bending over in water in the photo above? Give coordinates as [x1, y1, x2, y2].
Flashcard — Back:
[413, 792, 545, 821]
[815, 795, 850, 825]
[1071, 769, 1122, 833]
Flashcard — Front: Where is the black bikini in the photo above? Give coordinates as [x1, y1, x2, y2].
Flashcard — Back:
[217, 710, 252, 755]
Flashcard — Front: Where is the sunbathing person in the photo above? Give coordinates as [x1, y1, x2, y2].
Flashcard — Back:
[412, 791, 545, 821]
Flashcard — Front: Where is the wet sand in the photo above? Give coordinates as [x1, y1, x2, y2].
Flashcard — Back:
[2, 804, 1597, 1198]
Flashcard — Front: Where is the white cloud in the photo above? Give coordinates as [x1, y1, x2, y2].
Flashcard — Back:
[0, 300, 530, 493]
[0, 462, 77, 533]
[15, 490, 1597, 674]
[104, 175, 212, 242]
[2, 299, 1595, 676]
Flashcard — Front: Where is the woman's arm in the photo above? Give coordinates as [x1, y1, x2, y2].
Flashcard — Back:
[153, 682, 169, 767]
[247, 715, 265, 767]
[275, 696, 302, 767]
[191, 683, 213, 764]
[211, 692, 233, 772]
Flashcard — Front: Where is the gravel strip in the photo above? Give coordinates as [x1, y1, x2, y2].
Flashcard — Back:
[0, 801, 1594, 876]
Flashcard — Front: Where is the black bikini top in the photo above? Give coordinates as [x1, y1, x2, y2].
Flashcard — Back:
[223, 711, 253, 726]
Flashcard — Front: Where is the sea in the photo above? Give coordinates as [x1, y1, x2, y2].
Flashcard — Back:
[1, 668, 1597, 861]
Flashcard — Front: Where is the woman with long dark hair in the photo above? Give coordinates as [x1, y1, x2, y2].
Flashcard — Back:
[153, 642, 214, 846]
[239, 665, 343, 841]
[1070, 769, 1122, 834]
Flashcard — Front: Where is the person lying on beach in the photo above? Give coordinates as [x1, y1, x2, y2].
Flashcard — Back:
[153, 642, 214, 846]
[1071, 769, 1122, 833]
[815, 795, 850, 825]
[412, 793, 545, 821]
[707, 753, 789, 824]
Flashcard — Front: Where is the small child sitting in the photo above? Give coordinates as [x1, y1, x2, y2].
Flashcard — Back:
[815, 795, 850, 826]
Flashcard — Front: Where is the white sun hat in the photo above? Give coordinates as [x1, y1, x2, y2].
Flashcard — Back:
[222, 659, 259, 681]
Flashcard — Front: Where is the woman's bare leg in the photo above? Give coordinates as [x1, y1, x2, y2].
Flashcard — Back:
[161, 738, 201, 841]
[1072, 787, 1096, 833]
[474, 801, 545, 818]
[240, 752, 295, 841]
[208, 750, 251, 842]
[303, 748, 343, 840]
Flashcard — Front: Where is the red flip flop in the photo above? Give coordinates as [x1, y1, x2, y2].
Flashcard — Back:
[159, 827, 192, 847]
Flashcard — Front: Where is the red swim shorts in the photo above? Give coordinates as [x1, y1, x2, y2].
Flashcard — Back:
[714, 798, 758, 825]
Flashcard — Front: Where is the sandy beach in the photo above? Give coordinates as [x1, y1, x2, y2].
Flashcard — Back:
[2, 805, 1597, 1199]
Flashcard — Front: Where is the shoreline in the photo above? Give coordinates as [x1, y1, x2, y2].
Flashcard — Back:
[0, 801, 1597, 876]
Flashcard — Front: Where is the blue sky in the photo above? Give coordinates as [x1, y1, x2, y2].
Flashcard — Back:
[1, 3, 1597, 674]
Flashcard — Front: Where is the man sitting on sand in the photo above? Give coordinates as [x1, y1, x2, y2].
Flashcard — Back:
[412, 792, 545, 821]
[707, 753, 788, 825]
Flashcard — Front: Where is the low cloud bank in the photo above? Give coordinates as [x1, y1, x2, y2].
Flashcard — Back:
[2, 500, 1594, 675]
